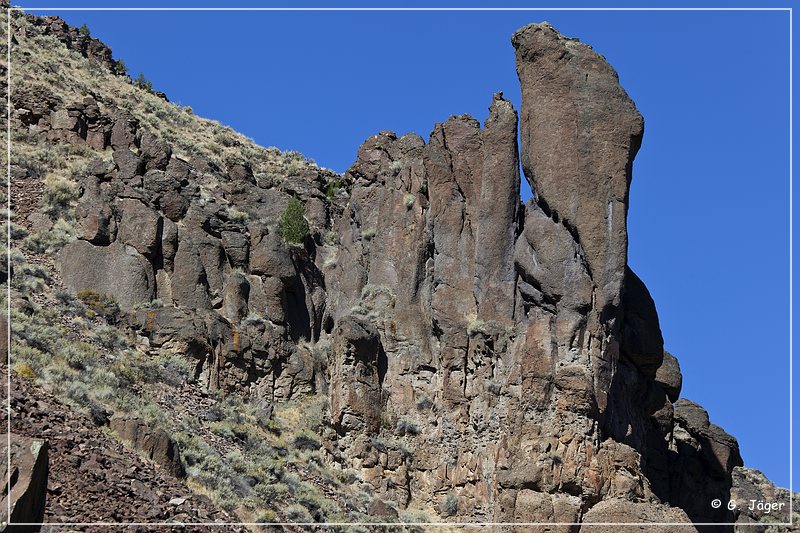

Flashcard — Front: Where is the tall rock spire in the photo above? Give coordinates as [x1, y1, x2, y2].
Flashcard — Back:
[512, 22, 644, 314]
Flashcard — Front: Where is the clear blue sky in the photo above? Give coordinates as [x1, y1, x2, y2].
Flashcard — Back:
[22, 1, 794, 489]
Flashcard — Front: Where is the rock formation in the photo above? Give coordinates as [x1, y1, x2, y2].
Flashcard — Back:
[0, 434, 49, 533]
[5, 8, 793, 530]
[110, 417, 185, 479]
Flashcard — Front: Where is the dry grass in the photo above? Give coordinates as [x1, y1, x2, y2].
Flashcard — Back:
[7, 11, 337, 199]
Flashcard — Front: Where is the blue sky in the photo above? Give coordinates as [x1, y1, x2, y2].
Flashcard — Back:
[22, 2, 794, 489]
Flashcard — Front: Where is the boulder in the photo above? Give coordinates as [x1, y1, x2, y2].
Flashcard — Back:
[273, 346, 316, 400]
[75, 196, 117, 245]
[249, 225, 296, 281]
[227, 162, 255, 184]
[50, 108, 79, 131]
[165, 157, 191, 186]
[674, 399, 710, 433]
[655, 350, 682, 402]
[367, 499, 399, 519]
[304, 197, 328, 231]
[110, 114, 137, 149]
[138, 129, 171, 171]
[116, 198, 162, 258]
[221, 230, 249, 270]
[110, 418, 184, 478]
[171, 236, 212, 310]
[222, 272, 250, 322]
[0, 434, 48, 532]
[85, 157, 114, 177]
[579, 498, 697, 532]
[703, 423, 744, 477]
[329, 316, 384, 434]
[59, 240, 155, 310]
[512, 490, 581, 529]
[674, 398, 743, 478]
[112, 149, 143, 181]
[159, 190, 190, 221]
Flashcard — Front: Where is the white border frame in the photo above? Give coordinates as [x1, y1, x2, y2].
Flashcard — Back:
[3, 4, 793, 529]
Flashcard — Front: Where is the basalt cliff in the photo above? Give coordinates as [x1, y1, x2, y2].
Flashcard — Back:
[2, 7, 796, 532]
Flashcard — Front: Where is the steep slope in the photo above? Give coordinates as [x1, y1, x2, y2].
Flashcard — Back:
[3, 6, 796, 532]
[7, 364, 245, 530]
[5, 7, 380, 529]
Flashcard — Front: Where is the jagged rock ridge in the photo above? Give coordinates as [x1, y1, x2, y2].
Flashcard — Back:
[5, 8, 795, 531]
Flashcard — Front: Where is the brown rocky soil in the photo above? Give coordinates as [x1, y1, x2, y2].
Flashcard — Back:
[6, 366, 246, 531]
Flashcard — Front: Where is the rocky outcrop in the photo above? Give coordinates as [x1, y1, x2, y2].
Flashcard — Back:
[110, 417, 185, 479]
[21, 15, 117, 73]
[59, 240, 155, 310]
[14, 76, 336, 398]
[666, 399, 744, 523]
[731, 467, 799, 530]
[9, 9, 791, 530]
[317, 21, 755, 528]
[580, 499, 697, 532]
[0, 434, 49, 533]
[513, 22, 644, 315]
[656, 350, 683, 403]
[329, 316, 385, 435]
[620, 267, 665, 378]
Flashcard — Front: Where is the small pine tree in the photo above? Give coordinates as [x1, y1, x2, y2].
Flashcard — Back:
[113, 59, 127, 76]
[134, 72, 153, 93]
[79, 23, 90, 38]
[279, 197, 310, 245]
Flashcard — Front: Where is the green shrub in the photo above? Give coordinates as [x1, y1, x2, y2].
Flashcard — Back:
[11, 262, 49, 293]
[254, 482, 289, 501]
[153, 351, 195, 386]
[93, 325, 130, 351]
[42, 175, 78, 219]
[416, 396, 433, 411]
[396, 417, 420, 436]
[79, 23, 90, 38]
[292, 431, 321, 452]
[225, 206, 249, 224]
[285, 504, 313, 523]
[400, 510, 431, 532]
[255, 510, 279, 523]
[77, 290, 120, 321]
[279, 197, 309, 245]
[112, 59, 128, 76]
[418, 181, 429, 198]
[12, 313, 61, 353]
[466, 318, 487, 337]
[325, 179, 341, 200]
[389, 160, 402, 176]
[442, 491, 459, 516]
[24, 219, 75, 254]
[134, 72, 154, 93]
[61, 341, 98, 370]
[361, 227, 376, 241]
[241, 313, 266, 328]
[13, 362, 36, 380]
